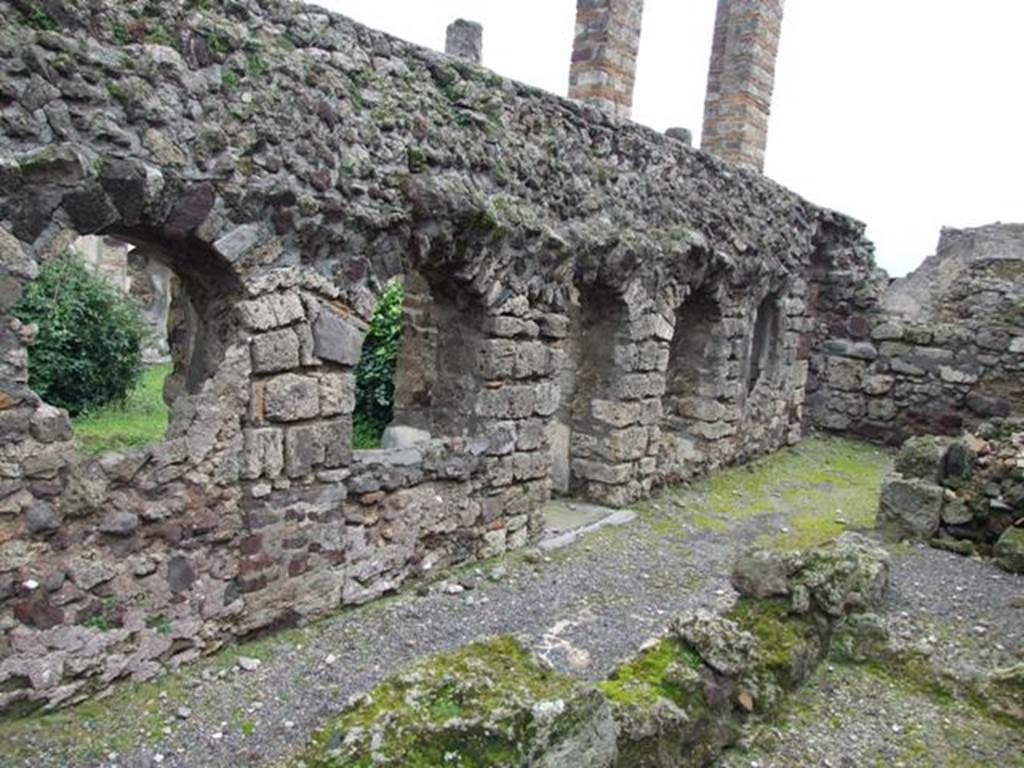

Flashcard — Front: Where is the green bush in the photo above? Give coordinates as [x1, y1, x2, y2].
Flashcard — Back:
[13, 251, 149, 417]
[353, 282, 404, 448]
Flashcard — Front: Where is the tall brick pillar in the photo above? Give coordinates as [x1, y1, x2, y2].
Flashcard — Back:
[568, 0, 646, 118]
[700, 0, 785, 172]
[446, 19, 483, 64]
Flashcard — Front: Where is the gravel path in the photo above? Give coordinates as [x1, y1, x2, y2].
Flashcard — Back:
[2, 437, 1021, 768]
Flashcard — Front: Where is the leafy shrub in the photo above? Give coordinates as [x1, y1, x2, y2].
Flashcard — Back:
[353, 282, 404, 448]
[13, 251, 149, 416]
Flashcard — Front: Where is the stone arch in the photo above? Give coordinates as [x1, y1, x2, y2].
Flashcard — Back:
[557, 280, 666, 507]
[746, 290, 783, 393]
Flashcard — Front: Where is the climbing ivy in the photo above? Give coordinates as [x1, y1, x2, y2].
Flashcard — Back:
[353, 282, 404, 448]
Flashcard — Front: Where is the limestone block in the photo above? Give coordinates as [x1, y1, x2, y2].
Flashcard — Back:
[591, 399, 641, 428]
[476, 385, 535, 419]
[877, 476, 944, 539]
[690, 420, 737, 440]
[515, 419, 547, 451]
[321, 418, 353, 468]
[381, 424, 431, 450]
[238, 292, 306, 331]
[1009, 336, 1024, 354]
[600, 426, 648, 462]
[511, 451, 548, 481]
[242, 428, 284, 480]
[264, 373, 320, 422]
[571, 458, 633, 484]
[285, 423, 325, 477]
[251, 328, 301, 373]
[609, 373, 666, 401]
[675, 396, 726, 422]
[318, 372, 356, 416]
[313, 307, 364, 366]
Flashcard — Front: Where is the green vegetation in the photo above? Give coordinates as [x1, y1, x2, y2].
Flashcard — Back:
[13, 252, 149, 417]
[295, 636, 577, 767]
[353, 282, 404, 449]
[727, 598, 818, 687]
[19, 7, 56, 31]
[638, 436, 892, 550]
[598, 636, 704, 711]
[72, 363, 171, 455]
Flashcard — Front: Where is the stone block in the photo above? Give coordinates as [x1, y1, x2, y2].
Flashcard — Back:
[591, 399, 641, 428]
[318, 372, 356, 416]
[313, 307, 365, 366]
[251, 328, 301, 373]
[571, 458, 632, 484]
[24, 502, 60, 534]
[877, 476, 944, 539]
[321, 418, 353, 468]
[894, 436, 950, 483]
[825, 356, 865, 392]
[239, 292, 306, 331]
[264, 373, 320, 422]
[285, 423, 326, 477]
[994, 527, 1024, 574]
[476, 385, 535, 419]
[599, 426, 648, 462]
[242, 428, 284, 480]
[29, 404, 71, 444]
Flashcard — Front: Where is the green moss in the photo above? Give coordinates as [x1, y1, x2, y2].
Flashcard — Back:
[598, 637, 704, 712]
[294, 637, 578, 767]
[727, 599, 818, 684]
[405, 145, 427, 173]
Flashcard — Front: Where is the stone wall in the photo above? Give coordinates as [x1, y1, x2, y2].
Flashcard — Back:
[809, 224, 1024, 443]
[0, 0, 872, 712]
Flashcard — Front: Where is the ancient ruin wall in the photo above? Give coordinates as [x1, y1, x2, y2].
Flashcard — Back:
[808, 224, 1024, 443]
[0, 0, 869, 711]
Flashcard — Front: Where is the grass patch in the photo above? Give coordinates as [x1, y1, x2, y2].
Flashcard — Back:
[72, 363, 171, 455]
[638, 436, 892, 548]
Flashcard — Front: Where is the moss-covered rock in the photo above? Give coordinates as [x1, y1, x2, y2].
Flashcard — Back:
[894, 435, 953, 483]
[993, 526, 1024, 573]
[288, 636, 617, 768]
[732, 533, 891, 618]
[599, 636, 733, 768]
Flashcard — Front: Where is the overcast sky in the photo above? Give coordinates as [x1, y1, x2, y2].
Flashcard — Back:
[319, 0, 1023, 277]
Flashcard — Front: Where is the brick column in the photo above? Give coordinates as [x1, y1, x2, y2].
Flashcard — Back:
[568, 0, 645, 118]
[445, 19, 483, 64]
[700, 0, 785, 172]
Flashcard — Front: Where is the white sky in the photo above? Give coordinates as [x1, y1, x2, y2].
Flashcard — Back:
[318, 0, 1023, 277]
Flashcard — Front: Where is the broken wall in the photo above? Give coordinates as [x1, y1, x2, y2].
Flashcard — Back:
[0, 0, 870, 711]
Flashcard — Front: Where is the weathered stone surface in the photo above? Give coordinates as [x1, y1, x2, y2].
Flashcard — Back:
[894, 436, 951, 483]
[877, 476, 944, 539]
[251, 328, 301, 373]
[292, 637, 618, 768]
[313, 308, 364, 367]
[263, 373, 320, 422]
[994, 527, 1024, 574]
